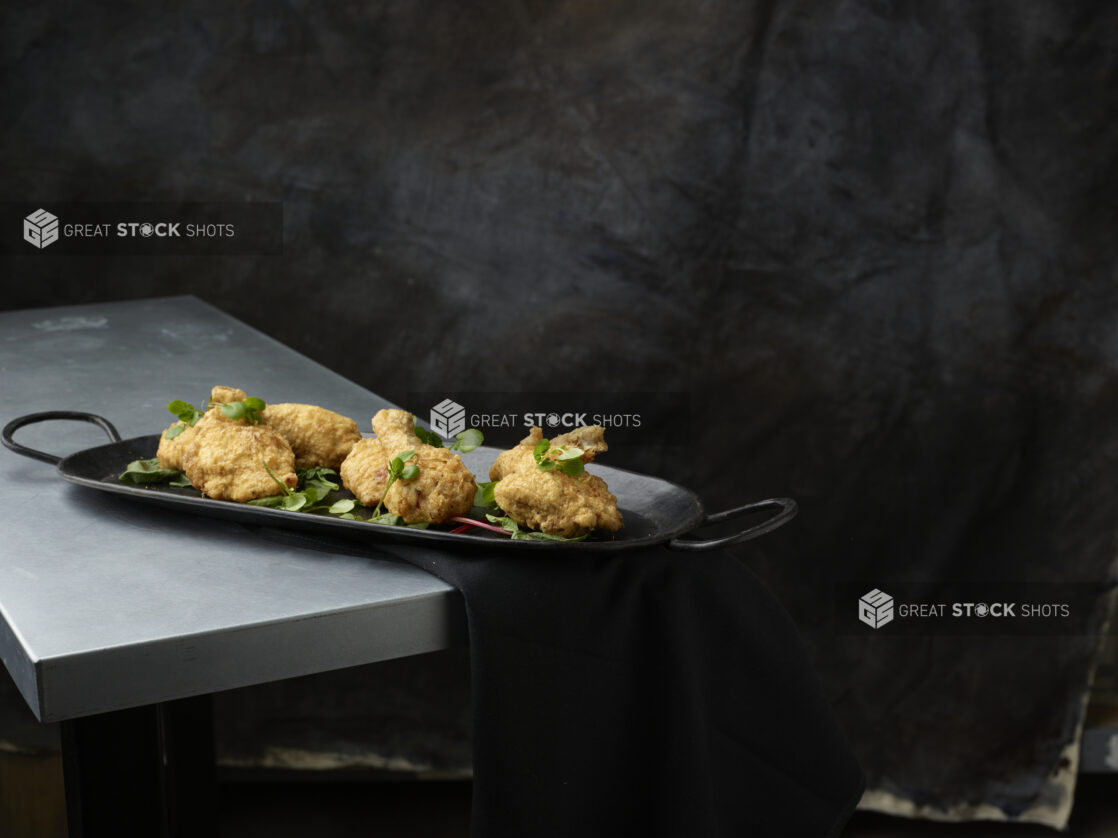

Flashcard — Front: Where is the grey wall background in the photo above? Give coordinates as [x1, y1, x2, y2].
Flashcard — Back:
[4, 0, 1118, 824]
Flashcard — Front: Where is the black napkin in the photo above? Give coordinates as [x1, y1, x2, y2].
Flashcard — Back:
[384, 542, 865, 838]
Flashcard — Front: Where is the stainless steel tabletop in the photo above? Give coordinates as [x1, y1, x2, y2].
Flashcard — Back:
[0, 296, 465, 722]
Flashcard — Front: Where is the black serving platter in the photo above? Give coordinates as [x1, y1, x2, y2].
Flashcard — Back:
[3, 412, 796, 553]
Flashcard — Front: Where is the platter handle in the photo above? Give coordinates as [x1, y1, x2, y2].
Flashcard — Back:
[668, 498, 797, 552]
[1, 412, 123, 466]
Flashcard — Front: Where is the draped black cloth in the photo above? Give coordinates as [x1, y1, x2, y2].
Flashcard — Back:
[385, 542, 863, 837]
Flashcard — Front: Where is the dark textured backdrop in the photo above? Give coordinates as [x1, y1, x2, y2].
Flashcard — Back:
[4, 0, 1117, 824]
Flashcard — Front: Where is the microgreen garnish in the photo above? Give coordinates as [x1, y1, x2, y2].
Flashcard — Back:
[370, 449, 419, 518]
[413, 425, 440, 447]
[328, 498, 363, 519]
[473, 481, 498, 509]
[252, 460, 335, 511]
[532, 437, 586, 477]
[484, 513, 588, 542]
[165, 400, 204, 438]
[213, 396, 266, 423]
[297, 466, 340, 494]
[119, 458, 190, 485]
[412, 418, 485, 453]
[450, 428, 484, 452]
[358, 511, 429, 529]
[248, 461, 309, 510]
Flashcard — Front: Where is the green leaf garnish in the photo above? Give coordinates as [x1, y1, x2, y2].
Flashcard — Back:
[413, 422, 443, 448]
[556, 456, 584, 477]
[473, 481, 498, 509]
[371, 449, 420, 518]
[449, 428, 484, 453]
[216, 397, 266, 424]
[483, 513, 588, 542]
[119, 458, 189, 485]
[246, 495, 284, 507]
[531, 437, 585, 477]
[412, 417, 484, 453]
[281, 493, 307, 511]
[368, 512, 404, 526]
[532, 438, 551, 464]
[298, 466, 340, 493]
[167, 400, 203, 427]
[328, 498, 360, 515]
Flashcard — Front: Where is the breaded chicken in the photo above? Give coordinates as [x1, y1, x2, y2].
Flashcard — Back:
[181, 421, 297, 502]
[370, 409, 426, 451]
[381, 445, 476, 525]
[489, 425, 622, 537]
[489, 425, 608, 481]
[263, 403, 362, 470]
[339, 409, 475, 524]
[493, 469, 622, 538]
[338, 437, 389, 506]
[156, 385, 250, 470]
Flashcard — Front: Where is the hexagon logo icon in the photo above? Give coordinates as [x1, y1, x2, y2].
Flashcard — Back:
[431, 398, 466, 440]
[24, 208, 59, 249]
[858, 588, 894, 629]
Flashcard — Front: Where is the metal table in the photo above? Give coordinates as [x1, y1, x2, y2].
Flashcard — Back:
[0, 296, 466, 835]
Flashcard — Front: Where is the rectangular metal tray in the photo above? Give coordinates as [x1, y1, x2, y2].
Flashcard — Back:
[4, 412, 796, 553]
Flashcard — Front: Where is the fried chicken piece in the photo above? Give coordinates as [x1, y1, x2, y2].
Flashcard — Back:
[338, 409, 475, 524]
[338, 437, 389, 507]
[489, 425, 609, 481]
[494, 469, 623, 538]
[381, 446, 476, 524]
[157, 424, 193, 470]
[489, 425, 622, 537]
[263, 403, 362, 470]
[181, 421, 297, 502]
[370, 408, 426, 451]
[156, 385, 250, 470]
[372, 408, 476, 524]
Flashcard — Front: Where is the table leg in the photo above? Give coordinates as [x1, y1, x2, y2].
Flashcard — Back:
[60, 695, 217, 838]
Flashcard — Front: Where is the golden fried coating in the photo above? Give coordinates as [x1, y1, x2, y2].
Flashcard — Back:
[263, 403, 362, 470]
[382, 446, 476, 525]
[488, 427, 542, 480]
[338, 437, 389, 507]
[210, 385, 247, 404]
[494, 469, 623, 538]
[370, 409, 424, 451]
[156, 422, 195, 470]
[489, 425, 609, 481]
[340, 409, 476, 524]
[156, 385, 251, 470]
[181, 421, 297, 502]
[489, 425, 622, 537]
[552, 425, 608, 460]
